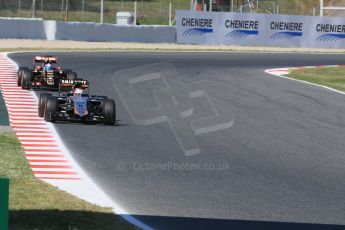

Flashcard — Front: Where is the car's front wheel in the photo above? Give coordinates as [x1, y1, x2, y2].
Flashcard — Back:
[21, 69, 32, 89]
[17, 67, 29, 87]
[38, 93, 52, 117]
[44, 96, 58, 122]
[103, 99, 116, 125]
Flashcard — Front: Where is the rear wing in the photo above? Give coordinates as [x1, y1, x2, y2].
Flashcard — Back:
[33, 56, 57, 64]
[59, 79, 89, 92]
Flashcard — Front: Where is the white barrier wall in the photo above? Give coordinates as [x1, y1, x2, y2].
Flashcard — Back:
[0, 18, 176, 43]
[176, 10, 345, 49]
[0, 18, 46, 39]
[55, 22, 176, 43]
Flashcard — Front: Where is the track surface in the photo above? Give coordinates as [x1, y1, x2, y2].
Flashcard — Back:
[9, 52, 345, 229]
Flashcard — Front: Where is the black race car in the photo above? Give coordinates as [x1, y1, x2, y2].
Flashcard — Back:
[17, 56, 77, 90]
[38, 79, 116, 125]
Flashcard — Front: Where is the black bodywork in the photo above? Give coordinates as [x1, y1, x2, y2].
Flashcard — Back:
[39, 80, 116, 125]
[17, 56, 77, 90]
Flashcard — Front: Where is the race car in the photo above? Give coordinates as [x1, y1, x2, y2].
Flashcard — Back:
[17, 56, 77, 90]
[38, 79, 116, 125]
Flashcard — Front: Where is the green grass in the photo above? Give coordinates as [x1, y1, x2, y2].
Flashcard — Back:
[0, 133, 136, 230]
[288, 66, 345, 92]
[0, 92, 9, 126]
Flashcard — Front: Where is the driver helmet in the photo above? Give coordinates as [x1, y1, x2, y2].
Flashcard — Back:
[73, 88, 83, 96]
[44, 63, 53, 71]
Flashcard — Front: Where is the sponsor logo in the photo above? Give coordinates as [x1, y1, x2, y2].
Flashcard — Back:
[224, 20, 259, 39]
[270, 21, 303, 40]
[316, 24, 345, 42]
[61, 79, 87, 84]
[270, 31, 303, 39]
[316, 33, 345, 41]
[183, 28, 213, 36]
[226, 30, 258, 38]
[181, 17, 213, 37]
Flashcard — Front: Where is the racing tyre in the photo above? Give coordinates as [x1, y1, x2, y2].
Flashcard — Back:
[38, 93, 52, 117]
[103, 99, 116, 125]
[21, 69, 32, 89]
[67, 71, 77, 80]
[44, 96, 58, 122]
[17, 67, 29, 87]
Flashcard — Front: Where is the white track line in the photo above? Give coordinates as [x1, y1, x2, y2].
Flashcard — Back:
[265, 65, 345, 96]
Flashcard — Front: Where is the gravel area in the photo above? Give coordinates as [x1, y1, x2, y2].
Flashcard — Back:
[1, 39, 345, 53]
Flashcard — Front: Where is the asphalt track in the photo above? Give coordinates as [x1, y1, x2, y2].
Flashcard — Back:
[9, 52, 345, 230]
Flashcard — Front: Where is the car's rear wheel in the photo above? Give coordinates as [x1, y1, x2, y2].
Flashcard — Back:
[44, 96, 58, 122]
[38, 93, 52, 117]
[21, 69, 32, 89]
[17, 67, 29, 87]
[103, 99, 116, 125]
[67, 71, 77, 80]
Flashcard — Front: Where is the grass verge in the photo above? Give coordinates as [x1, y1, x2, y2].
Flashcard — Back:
[288, 66, 345, 92]
[0, 132, 136, 230]
[0, 91, 9, 126]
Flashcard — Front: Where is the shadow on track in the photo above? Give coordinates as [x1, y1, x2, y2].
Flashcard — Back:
[11, 210, 345, 230]
[129, 214, 345, 230]
[9, 210, 135, 230]
[51, 120, 128, 127]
